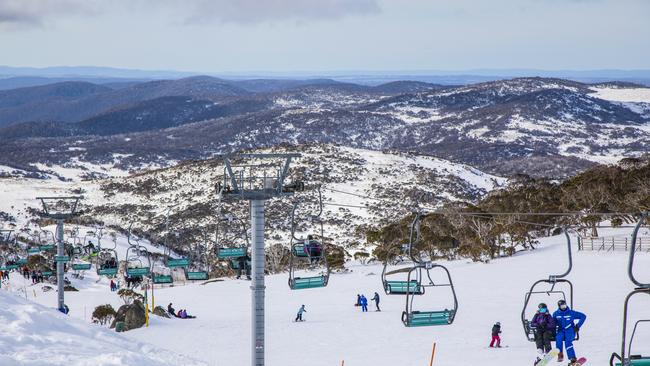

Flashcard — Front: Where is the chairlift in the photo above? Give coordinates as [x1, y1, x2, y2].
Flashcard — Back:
[521, 229, 576, 341]
[399, 211, 458, 327]
[288, 186, 330, 290]
[125, 226, 151, 277]
[610, 212, 650, 366]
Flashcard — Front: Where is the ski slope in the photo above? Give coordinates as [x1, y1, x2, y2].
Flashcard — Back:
[2, 227, 650, 366]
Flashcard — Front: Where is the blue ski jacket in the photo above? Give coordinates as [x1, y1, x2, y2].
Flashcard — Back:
[553, 307, 586, 334]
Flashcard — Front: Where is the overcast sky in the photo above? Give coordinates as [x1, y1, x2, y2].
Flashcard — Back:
[0, 0, 649, 73]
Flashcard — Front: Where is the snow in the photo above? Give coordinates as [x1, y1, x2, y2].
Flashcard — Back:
[3, 227, 649, 365]
[591, 87, 650, 103]
[0, 291, 205, 366]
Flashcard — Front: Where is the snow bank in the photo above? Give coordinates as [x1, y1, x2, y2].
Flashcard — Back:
[0, 291, 206, 366]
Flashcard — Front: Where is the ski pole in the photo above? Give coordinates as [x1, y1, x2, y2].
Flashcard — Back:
[429, 342, 436, 366]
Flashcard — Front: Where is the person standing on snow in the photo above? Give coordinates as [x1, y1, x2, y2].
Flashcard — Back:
[553, 299, 586, 364]
[355, 294, 361, 307]
[371, 292, 381, 311]
[295, 305, 307, 322]
[531, 302, 556, 360]
[360, 295, 368, 312]
[489, 322, 502, 347]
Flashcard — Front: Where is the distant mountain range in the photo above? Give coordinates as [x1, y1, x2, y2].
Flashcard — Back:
[0, 75, 648, 179]
[2, 65, 650, 86]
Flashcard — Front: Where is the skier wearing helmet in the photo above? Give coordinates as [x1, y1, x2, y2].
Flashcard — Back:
[531, 303, 556, 364]
[553, 299, 586, 364]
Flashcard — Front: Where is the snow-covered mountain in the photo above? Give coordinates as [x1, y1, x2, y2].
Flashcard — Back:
[0, 77, 648, 179]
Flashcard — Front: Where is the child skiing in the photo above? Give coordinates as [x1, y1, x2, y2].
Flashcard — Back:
[531, 303, 556, 364]
[553, 299, 586, 364]
[295, 305, 306, 322]
[489, 322, 502, 348]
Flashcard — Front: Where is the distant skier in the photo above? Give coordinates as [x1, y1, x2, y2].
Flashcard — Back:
[553, 299, 586, 364]
[489, 322, 502, 348]
[110, 279, 117, 292]
[360, 295, 368, 312]
[295, 305, 307, 322]
[355, 294, 361, 307]
[531, 302, 556, 363]
[371, 292, 381, 311]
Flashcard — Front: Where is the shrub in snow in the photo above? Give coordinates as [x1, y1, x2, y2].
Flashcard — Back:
[92, 304, 117, 326]
[118, 288, 144, 305]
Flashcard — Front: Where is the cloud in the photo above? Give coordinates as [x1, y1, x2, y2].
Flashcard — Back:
[0, 0, 98, 29]
[0, 0, 381, 30]
[173, 0, 382, 24]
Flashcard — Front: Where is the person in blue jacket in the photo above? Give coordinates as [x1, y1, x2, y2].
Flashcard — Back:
[553, 299, 586, 364]
[360, 295, 368, 312]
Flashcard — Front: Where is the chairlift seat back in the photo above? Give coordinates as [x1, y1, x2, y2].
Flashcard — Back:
[186, 271, 208, 280]
[72, 263, 92, 271]
[153, 275, 173, 284]
[403, 310, 454, 327]
[290, 276, 327, 289]
[385, 280, 423, 295]
[167, 258, 190, 268]
[217, 247, 247, 259]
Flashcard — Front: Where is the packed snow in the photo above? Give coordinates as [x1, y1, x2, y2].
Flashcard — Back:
[2, 227, 649, 366]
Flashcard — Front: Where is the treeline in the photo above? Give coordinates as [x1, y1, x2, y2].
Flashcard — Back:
[367, 157, 650, 262]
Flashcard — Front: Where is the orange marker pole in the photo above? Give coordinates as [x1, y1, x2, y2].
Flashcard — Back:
[429, 342, 437, 366]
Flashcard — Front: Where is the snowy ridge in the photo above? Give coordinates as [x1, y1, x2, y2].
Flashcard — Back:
[0, 291, 205, 366]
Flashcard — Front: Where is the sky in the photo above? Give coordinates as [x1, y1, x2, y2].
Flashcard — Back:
[0, 0, 649, 73]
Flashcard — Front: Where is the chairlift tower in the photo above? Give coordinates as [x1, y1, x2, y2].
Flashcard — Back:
[36, 196, 83, 312]
[217, 153, 302, 366]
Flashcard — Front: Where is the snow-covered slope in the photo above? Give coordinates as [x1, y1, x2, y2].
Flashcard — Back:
[0, 291, 205, 366]
[4, 227, 649, 366]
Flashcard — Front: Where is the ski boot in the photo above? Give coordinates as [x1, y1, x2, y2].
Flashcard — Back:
[567, 357, 579, 366]
[557, 353, 564, 362]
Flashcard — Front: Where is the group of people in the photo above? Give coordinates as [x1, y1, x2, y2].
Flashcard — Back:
[355, 292, 380, 312]
[99, 258, 117, 270]
[489, 299, 587, 366]
[167, 303, 195, 319]
[0, 269, 10, 280]
[30, 270, 47, 284]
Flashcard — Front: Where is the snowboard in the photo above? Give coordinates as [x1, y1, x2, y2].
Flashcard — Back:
[535, 349, 559, 366]
[570, 357, 587, 366]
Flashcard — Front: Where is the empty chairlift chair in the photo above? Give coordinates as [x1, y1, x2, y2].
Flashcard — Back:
[401, 263, 458, 327]
[382, 245, 424, 296]
[611, 212, 650, 366]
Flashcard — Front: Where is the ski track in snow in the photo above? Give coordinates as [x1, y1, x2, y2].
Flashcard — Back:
[2, 227, 649, 366]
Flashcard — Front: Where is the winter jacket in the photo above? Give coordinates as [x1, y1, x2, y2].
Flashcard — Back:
[491, 324, 501, 336]
[531, 312, 556, 332]
[360, 297, 368, 306]
[371, 293, 380, 304]
[297, 306, 306, 315]
[553, 307, 586, 334]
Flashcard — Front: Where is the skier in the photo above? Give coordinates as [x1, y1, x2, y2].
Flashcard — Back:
[360, 295, 368, 312]
[531, 303, 556, 358]
[167, 303, 176, 317]
[489, 321, 502, 348]
[355, 294, 361, 307]
[553, 299, 586, 364]
[371, 292, 381, 311]
[295, 305, 307, 322]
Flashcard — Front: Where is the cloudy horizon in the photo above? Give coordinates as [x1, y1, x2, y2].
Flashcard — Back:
[1, 0, 648, 73]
